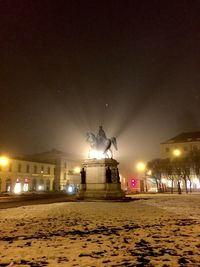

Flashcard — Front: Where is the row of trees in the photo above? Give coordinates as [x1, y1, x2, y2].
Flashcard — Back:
[147, 150, 200, 194]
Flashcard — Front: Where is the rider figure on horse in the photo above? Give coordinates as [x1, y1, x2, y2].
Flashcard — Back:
[96, 126, 107, 150]
[86, 126, 117, 158]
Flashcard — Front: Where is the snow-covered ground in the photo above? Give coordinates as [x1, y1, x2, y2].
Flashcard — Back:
[0, 194, 200, 267]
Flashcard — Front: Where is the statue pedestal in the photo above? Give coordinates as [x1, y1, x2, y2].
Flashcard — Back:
[78, 158, 125, 200]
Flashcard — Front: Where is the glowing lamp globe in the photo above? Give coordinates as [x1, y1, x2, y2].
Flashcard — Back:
[0, 156, 9, 166]
[74, 167, 81, 174]
[173, 149, 181, 157]
[136, 162, 146, 172]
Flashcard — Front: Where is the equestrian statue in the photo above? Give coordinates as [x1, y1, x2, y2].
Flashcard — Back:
[86, 126, 117, 158]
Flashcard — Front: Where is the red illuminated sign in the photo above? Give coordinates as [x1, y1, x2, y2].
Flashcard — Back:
[129, 178, 137, 188]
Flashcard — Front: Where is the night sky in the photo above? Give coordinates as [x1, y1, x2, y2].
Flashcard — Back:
[1, 1, 200, 176]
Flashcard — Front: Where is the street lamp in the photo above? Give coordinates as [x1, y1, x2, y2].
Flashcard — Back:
[74, 166, 81, 174]
[136, 161, 146, 172]
[172, 149, 182, 194]
[173, 149, 181, 157]
[136, 161, 147, 192]
[0, 156, 9, 167]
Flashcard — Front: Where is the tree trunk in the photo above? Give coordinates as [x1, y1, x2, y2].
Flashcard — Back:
[171, 180, 174, 194]
[177, 181, 182, 194]
[184, 179, 188, 193]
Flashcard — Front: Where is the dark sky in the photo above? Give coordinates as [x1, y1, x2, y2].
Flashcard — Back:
[1, 0, 200, 176]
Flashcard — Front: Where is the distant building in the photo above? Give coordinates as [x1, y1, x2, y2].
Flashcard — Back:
[0, 149, 82, 194]
[160, 132, 200, 191]
[0, 157, 55, 193]
[23, 149, 82, 192]
[160, 131, 200, 159]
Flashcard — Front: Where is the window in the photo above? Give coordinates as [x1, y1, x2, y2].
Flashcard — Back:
[64, 162, 67, 168]
[34, 165, 37, 173]
[64, 173, 66, 180]
[184, 146, 188, 152]
[26, 164, 30, 173]
[192, 145, 198, 151]
[6, 179, 11, 192]
[18, 164, 21, 172]
[41, 166, 44, 173]
[165, 147, 170, 152]
[9, 163, 12, 172]
[48, 167, 50, 174]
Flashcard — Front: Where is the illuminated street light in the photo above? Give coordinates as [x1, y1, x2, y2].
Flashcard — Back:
[172, 148, 182, 194]
[136, 161, 148, 192]
[136, 161, 146, 172]
[74, 166, 81, 174]
[0, 156, 9, 166]
[173, 149, 181, 157]
[147, 169, 152, 176]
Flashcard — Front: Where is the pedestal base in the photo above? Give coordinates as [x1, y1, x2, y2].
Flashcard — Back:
[78, 158, 125, 200]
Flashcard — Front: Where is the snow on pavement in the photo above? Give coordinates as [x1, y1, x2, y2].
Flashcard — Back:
[0, 194, 200, 267]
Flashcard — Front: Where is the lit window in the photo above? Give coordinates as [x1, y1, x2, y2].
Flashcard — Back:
[165, 147, 170, 152]
[41, 166, 44, 173]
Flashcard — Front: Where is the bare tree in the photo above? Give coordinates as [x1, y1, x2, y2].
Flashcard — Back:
[162, 158, 177, 194]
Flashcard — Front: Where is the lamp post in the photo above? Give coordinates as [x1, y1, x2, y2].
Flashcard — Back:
[172, 149, 182, 194]
[136, 161, 147, 192]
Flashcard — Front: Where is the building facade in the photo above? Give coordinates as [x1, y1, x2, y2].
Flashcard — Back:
[25, 149, 82, 192]
[0, 158, 55, 193]
[160, 132, 200, 159]
[160, 132, 200, 191]
[0, 149, 82, 194]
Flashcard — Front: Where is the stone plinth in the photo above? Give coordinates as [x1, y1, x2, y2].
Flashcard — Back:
[78, 158, 125, 200]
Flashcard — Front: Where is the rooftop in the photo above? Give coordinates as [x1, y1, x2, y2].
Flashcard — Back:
[162, 131, 200, 144]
